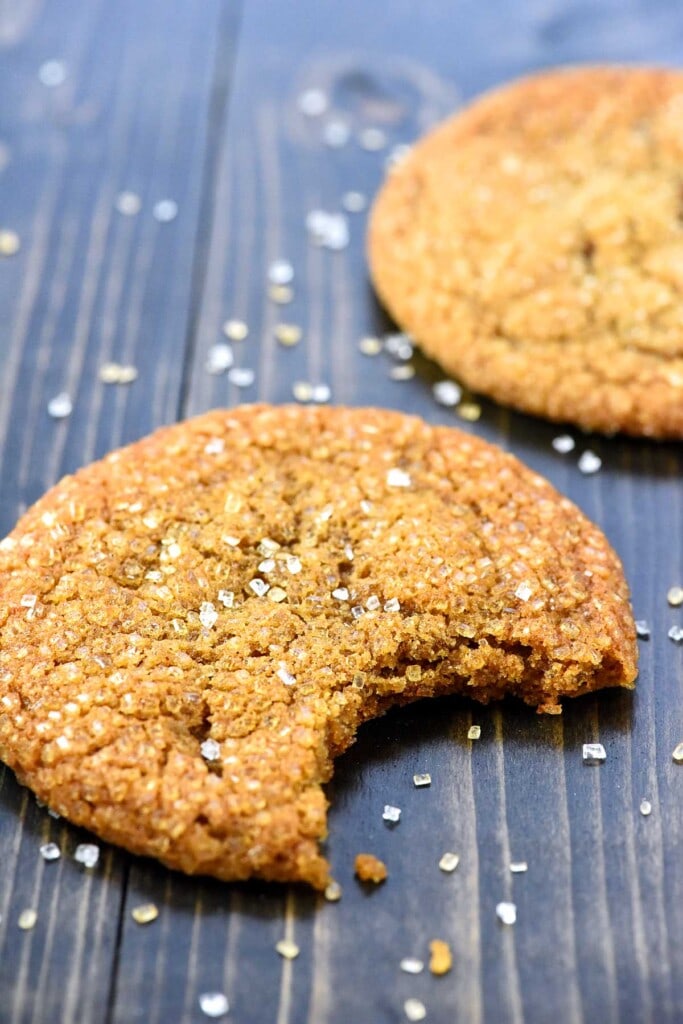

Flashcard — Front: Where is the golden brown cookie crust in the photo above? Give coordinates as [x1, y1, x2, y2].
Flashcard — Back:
[0, 405, 636, 886]
[369, 66, 683, 438]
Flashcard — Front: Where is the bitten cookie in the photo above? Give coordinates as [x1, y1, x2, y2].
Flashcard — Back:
[0, 405, 636, 886]
[369, 66, 683, 438]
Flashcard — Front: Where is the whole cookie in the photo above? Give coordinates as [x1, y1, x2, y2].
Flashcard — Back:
[0, 406, 636, 886]
[369, 66, 683, 438]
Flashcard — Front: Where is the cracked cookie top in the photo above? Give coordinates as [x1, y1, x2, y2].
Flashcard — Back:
[369, 66, 683, 438]
[0, 405, 636, 886]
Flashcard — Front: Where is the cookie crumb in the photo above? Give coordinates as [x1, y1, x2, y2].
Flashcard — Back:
[429, 938, 452, 975]
[354, 853, 387, 884]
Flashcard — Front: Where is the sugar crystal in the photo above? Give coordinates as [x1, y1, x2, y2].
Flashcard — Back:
[198, 992, 230, 1018]
[583, 742, 606, 765]
[74, 843, 100, 868]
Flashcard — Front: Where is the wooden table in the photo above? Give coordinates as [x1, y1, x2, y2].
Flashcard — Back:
[0, 1, 681, 1021]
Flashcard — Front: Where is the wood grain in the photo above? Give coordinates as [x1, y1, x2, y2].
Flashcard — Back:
[0, 0, 682, 1022]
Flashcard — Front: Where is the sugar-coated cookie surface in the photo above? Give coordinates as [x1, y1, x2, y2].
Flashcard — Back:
[0, 406, 636, 886]
[369, 66, 683, 438]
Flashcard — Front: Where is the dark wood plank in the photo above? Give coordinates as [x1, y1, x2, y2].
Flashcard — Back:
[0, 1, 231, 1021]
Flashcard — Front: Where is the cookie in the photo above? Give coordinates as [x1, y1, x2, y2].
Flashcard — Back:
[369, 66, 683, 438]
[0, 405, 636, 887]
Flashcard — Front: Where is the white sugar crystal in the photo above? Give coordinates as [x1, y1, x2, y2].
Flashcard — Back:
[433, 380, 462, 407]
[382, 804, 401, 823]
[152, 199, 178, 223]
[47, 392, 72, 419]
[198, 991, 230, 1018]
[515, 582, 533, 601]
[286, 556, 302, 575]
[298, 88, 328, 117]
[359, 127, 387, 151]
[249, 579, 270, 597]
[438, 852, 460, 873]
[332, 588, 349, 601]
[200, 739, 221, 762]
[400, 957, 424, 974]
[115, 191, 142, 216]
[305, 209, 349, 250]
[404, 998, 427, 1022]
[384, 598, 400, 612]
[268, 259, 294, 285]
[205, 343, 233, 375]
[275, 939, 300, 959]
[413, 773, 431, 788]
[277, 666, 296, 686]
[552, 434, 575, 454]
[342, 190, 366, 212]
[510, 861, 528, 874]
[39, 842, 61, 862]
[387, 468, 411, 488]
[578, 450, 602, 475]
[228, 367, 255, 388]
[583, 742, 606, 765]
[496, 901, 517, 925]
[199, 602, 218, 629]
[384, 332, 414, 360]
[38, 60, 67, 87]
[74, 843, 100, 868]
[323, 119, 350, 147]
[366, 595, 380, 611]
